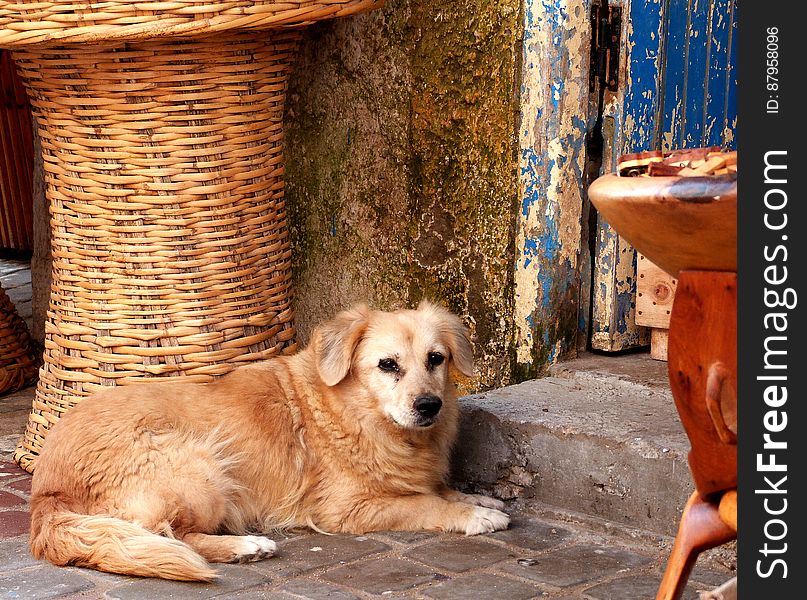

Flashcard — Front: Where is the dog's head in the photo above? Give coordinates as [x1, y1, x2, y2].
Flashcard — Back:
[312, 300, 474, 429]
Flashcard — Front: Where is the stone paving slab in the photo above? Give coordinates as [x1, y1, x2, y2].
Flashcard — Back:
[252, 532, 390, 580]
[0, 564, 97, 599]
[322, 556, 443, 595]
[0, 269, 30, 293]
[0, 259, 30, 280]
[403, 537, 517, 573]
[423, 572, 547, 600]
[496, 544, 651, 588]
[0, 452, 734, 600]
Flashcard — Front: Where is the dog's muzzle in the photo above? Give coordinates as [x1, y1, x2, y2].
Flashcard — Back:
[413, 394, 442, 426]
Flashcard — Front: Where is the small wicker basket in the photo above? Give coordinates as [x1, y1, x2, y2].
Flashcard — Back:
[1, 0, 384, 472]
[0, 287, 39, 395]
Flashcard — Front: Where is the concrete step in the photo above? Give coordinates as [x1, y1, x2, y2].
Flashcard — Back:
[451, 352, 694, 538]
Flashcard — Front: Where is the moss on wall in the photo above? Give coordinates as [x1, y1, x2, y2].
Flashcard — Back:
[284, 1, 522, 390]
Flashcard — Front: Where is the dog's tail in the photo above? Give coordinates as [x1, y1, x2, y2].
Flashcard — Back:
[30, 494, 218, 581]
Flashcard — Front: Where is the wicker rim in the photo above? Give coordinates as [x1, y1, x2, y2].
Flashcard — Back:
[0, 1, 385, 47]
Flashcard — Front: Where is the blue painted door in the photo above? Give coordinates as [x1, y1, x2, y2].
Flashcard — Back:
[588, 0, 738, 351]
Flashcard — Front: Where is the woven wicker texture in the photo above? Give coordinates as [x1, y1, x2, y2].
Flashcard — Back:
[0, 286, 39, 395]
[0, 1, 384, 47]
[11, 30, 307, 472]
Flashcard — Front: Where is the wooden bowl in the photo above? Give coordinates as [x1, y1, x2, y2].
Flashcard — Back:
[588, 173, 736, 277]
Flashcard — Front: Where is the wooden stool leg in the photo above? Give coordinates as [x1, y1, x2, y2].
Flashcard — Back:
[656, 492, 736, 600]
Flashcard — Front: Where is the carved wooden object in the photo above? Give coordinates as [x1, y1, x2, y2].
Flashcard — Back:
[655, 271, 737, 600]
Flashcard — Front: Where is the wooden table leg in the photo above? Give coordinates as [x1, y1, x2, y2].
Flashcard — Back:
[655, 491, 736, 600]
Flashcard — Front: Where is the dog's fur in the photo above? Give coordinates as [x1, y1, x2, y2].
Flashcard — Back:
[29, 301, 509, 581]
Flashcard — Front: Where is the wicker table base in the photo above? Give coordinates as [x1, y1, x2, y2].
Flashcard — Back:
[11, 31, 305, 471]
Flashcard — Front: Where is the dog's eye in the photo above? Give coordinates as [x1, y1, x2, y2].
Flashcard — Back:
[378, 358, 399, 373]
[427, 352, 445, 368]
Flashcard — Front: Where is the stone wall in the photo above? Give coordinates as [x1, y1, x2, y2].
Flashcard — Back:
[285, 1, 524, 390]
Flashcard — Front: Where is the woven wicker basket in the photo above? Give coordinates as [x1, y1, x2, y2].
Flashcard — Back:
[0, 287, 39, 394]
[1, 1, 383, 472]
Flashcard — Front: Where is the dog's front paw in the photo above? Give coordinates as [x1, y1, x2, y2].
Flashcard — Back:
[232, 536, 277, 563]
[464, 506, 510, 536]
[462, 493, 506, 511]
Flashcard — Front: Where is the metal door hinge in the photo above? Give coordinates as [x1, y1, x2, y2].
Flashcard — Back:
[589, 1, 622, 93]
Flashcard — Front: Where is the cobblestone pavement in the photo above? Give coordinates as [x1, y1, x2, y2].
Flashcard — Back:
[0, 450, 735, 600]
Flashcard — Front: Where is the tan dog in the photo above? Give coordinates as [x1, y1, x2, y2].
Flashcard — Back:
[29, 301, 509, 581]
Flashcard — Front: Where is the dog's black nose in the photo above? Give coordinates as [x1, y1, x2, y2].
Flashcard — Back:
[414, 395, 442, 418]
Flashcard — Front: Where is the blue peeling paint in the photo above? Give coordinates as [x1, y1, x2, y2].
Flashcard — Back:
[551, 80, 564, 112]
[540, 271, 553, 309]
[625, 0, 665, 152]
[519, 147, 544, 178]
[519, 148, 544, 219]
[541, 0, 569, 29]
[516, 0, 595, 371]
[536, 212, 560, 309]
[538, 214, 560, 262]
[615, 289, 635, 334]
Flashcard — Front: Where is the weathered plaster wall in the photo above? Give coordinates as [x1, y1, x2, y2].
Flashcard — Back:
[285, 1, 523, 390]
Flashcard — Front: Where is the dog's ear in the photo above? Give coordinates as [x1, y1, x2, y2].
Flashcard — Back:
[418, 300, 475, 377]
[314, 304, 370, 386]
